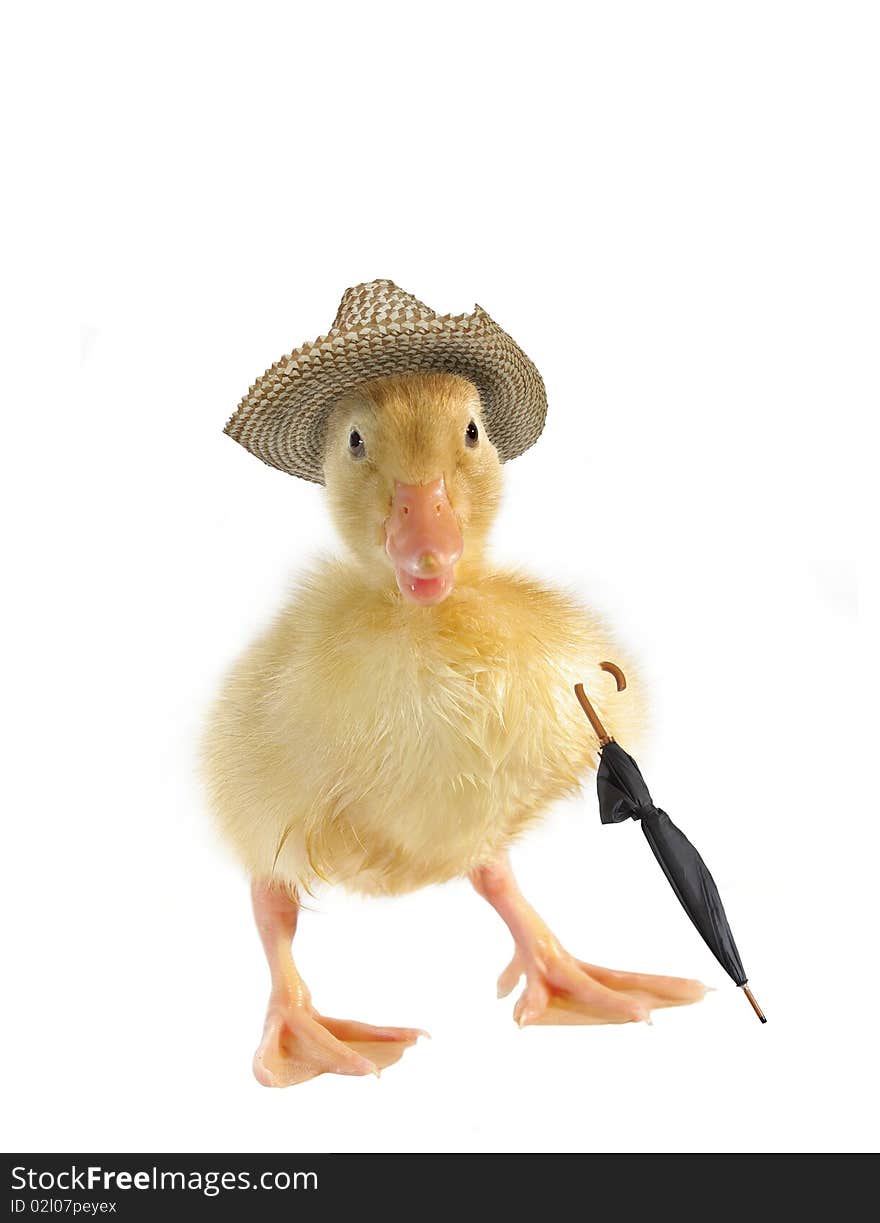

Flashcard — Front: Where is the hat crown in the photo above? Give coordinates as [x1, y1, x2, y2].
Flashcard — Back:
[332, 279, 437, 332]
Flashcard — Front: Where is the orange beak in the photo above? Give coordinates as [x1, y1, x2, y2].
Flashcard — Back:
[385, 476, 463, 606]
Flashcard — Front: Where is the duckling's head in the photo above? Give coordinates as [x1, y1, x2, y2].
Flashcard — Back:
[323, 372, 503, 605]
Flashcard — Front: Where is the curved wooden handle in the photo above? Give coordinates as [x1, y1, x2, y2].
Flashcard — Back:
[600, 661, 627, 691]
[575, 661, 627, 746]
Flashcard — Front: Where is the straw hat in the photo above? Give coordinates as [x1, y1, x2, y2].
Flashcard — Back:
[224, 279, 548, 483]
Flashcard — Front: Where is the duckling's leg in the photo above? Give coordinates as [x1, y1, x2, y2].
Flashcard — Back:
[251, 880, 425, 1086]
[470, 854, 707, 1026]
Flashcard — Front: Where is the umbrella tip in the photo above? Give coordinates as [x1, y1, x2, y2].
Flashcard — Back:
[741, 984, 767, 1023]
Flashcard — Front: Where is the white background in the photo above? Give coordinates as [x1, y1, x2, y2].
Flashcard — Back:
[2, 3, 875, 1154]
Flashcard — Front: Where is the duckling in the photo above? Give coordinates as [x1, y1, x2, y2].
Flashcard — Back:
[202, 369, 706, 1088]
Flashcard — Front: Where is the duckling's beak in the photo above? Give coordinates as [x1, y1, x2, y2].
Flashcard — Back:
[385, 476, 463, 606]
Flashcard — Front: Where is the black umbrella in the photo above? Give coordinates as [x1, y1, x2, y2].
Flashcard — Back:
[575, 663, 766, 1023]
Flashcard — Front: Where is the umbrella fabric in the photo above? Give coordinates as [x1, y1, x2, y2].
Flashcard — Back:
[597, 741, 747, 987]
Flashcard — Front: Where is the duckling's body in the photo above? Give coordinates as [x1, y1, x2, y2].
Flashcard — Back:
[204, 563, 641, 898]
[205, 363, 703, 1088]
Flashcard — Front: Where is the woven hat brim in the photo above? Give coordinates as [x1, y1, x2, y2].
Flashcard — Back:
[225, 307, 547, 484]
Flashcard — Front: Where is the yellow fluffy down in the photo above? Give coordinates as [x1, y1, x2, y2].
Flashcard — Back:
[201, 373, 644, 897]
[201, 563, 644, 897]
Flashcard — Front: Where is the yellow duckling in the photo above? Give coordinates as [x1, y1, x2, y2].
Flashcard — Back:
[202, 285, 704, 1087]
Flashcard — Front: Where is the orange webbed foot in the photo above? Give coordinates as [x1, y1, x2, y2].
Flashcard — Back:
[497, 950, 708, 1027]
[253, 1005, 427, 1088]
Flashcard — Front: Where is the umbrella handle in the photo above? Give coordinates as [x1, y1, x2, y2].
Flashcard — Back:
[574, 662, 627, 746]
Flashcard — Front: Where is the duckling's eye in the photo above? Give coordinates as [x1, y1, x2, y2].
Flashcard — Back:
[349, 429, 366, 459]
[465, 420, 479, 447]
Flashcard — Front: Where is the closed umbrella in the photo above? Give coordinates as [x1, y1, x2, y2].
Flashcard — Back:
[575, 663, 766, 1022]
